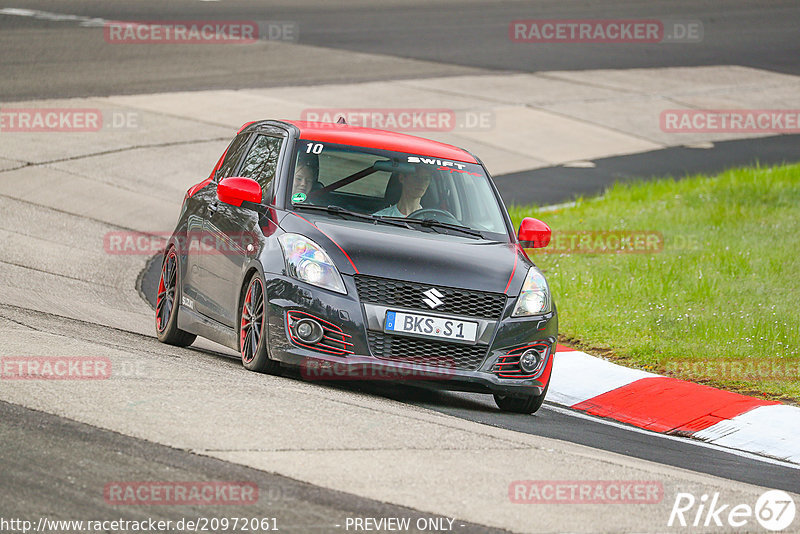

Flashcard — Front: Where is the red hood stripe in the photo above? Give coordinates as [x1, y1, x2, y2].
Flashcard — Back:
[290, 212, 360, 274]
[504, 248, 518, 294]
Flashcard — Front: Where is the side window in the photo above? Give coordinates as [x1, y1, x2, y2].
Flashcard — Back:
[239, 135, 283, 199]
[216, 133, 251, 180]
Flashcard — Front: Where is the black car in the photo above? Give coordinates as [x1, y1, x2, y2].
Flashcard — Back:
[156, 120, 556, 413]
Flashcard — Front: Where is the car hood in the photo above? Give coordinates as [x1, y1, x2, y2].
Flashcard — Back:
[283, 213, 526, 294]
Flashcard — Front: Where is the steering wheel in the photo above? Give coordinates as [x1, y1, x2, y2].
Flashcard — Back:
[407, 208, 460, 225]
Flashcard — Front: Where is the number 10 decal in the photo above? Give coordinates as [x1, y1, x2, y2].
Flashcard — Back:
[305, 143, 324, 154]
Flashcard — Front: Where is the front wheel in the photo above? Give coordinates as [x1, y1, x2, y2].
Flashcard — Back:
[239, 274, 280, 374]
[155, 248, 196, 347]
[494, 383, 549, 414]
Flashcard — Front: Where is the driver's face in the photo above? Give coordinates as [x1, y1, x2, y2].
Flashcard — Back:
[400, 168, 432, 199]
[293, 165, 316, 195]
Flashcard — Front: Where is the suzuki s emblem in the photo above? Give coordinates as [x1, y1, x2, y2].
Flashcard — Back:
[422, 288, 444, 309]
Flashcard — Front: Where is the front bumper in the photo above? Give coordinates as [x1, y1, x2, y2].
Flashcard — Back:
[265, 274, 557, 397]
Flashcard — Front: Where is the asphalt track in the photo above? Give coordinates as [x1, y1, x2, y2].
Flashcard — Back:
[0, 400, 503, 533]
[1, 0, 799, 100]
[3, 1, 800, 532]
[495, 134, 800, 205]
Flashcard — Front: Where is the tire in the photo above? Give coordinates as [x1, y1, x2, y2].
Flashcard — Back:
[155, 247, 196, 347]
[493, 382, 549, 414]
[239, 273, 280, 374]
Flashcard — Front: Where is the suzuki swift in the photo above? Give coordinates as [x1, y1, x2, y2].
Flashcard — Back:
[156, 120, 556, 413]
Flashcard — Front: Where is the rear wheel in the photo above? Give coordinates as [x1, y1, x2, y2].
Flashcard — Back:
[239, 274, 280, 374]
[494, 382, 549, 414]
[155, 248, 196, 347]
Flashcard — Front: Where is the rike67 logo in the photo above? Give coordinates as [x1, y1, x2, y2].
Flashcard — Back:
[669, 490, 796, 531]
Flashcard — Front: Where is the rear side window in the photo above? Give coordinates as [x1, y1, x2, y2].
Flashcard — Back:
[239, 135, 283, 199]
[216, 133, 251, 180]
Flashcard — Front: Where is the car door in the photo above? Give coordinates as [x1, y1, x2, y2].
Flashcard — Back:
[191, 132, 253, 322]
[201, 133, 286, 327]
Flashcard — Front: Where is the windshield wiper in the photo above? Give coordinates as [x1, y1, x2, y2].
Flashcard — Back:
[293, 204, 411, 229]
[382, 217, 485, 239]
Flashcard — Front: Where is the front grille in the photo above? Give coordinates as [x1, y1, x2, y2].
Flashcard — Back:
[355, 275, 506, 319]
[367, 332, 488, 371]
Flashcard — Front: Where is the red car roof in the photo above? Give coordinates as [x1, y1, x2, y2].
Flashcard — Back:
[282, 120, 478, 164]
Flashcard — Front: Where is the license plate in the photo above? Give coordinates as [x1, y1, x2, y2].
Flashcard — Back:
[384, 311, 478, 343]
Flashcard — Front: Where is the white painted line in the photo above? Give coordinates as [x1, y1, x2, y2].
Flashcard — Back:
[543, 403, 800, 470]
[537, 201, 576, 212]
[537, 195, 606, 212]
[0, 7, 107, 27]
[548, 350, 657, 406]
[683, 141, 715, 149]
[0, 8, 35, 16]
[563, 160, 596, 168]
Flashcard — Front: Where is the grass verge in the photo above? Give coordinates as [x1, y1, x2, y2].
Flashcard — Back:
[509, 163, 800, 403]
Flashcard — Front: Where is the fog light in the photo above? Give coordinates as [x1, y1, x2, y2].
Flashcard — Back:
[295, 318, 323, 344]
[519, 349, 544, 374]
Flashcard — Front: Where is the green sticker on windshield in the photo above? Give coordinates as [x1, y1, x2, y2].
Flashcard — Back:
[292, 192, 307, 203]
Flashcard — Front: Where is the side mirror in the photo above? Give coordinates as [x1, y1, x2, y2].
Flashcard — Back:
[217, 177, 262, 207]
[518, 217, 551, 248]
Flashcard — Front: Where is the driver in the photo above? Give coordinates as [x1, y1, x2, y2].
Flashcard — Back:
[293, 152, 320, 197]
[374, 166, 434, 217]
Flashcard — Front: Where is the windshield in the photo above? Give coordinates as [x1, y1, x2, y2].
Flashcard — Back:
[287, 140, 511, 240]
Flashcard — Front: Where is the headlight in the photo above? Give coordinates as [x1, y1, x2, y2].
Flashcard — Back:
[278, 234, 346, 294]
[512, 267, 551, 316]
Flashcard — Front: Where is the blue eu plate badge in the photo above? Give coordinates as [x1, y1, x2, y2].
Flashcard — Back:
[385, 311, 396, 330]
